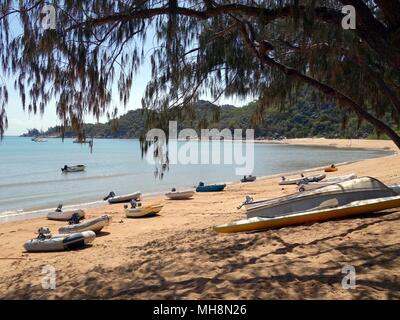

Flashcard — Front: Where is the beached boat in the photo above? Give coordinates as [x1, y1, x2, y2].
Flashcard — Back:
[214, 195, 400, 233]
[241, 175, 257, 183]
[125, 203, 164, 218]
[47, 207, 85, 221]
[196, 182, 226, 192]
[61, 165, 85, 173]
[58, 215, 112, 234]
[104, 191, 141, 204]
[298, 173, 357, 191]
[24, 229, 96, 252]
[244, 177, 399, 219]
[325, 165, 338, 172]
[165, 189, 195, 200]
[279, 173, 326, 185]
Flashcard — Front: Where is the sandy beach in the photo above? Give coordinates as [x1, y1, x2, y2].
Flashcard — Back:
[0, 138, 399, 299]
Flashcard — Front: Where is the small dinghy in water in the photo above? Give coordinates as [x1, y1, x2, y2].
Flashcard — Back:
[58, 214, 112, 234]
[47, 205, 85, 221]
[61, 165, 85, 173]
[279, 174, 326, 185]
[23, 227, 96, 252]
[165, 188, 194, 200]
[104, 191, 141, 204]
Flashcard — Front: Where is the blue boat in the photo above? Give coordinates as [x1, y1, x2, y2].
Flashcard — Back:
[196, 182, 226, 192]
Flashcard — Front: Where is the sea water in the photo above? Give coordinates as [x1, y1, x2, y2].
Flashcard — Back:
[0, 136, 391, 221]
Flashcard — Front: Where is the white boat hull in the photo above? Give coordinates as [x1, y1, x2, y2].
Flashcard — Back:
[108, 192, 141, 204]
[24, 231, 96, 252]
[165, 190, 195, 200]
[58, 215, 111, 234]
[47, 209, 85, 221]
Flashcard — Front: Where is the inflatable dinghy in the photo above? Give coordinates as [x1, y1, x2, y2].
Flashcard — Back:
[58, 215, 111, 234]
[24, 229, 96, 252]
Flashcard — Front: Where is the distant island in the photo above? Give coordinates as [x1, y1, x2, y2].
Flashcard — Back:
[21, 97, 381, 140]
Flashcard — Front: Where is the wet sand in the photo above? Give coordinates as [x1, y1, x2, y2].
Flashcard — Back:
[0, 138, 399, 299]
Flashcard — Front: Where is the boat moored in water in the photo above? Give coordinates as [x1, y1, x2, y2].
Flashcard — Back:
[61, 165, 86, 173]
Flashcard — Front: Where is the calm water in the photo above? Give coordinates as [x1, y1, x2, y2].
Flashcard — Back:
[0, 136, 391, 221]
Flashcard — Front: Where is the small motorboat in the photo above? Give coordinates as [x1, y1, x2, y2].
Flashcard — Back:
[242, 177, 399, 219]
[298, 173, 357, 192]
[58, 214, 112, 234]
[61, 165, 86, 173]
[196, 182, 226, 192]
[241, 175, 257, 183]
[165, 188, 195, 200]
[324, 164, 338, 172]
[47, 205, 85, 221]
[279, 174, 326, 185]
[214, 195, 400, 233]
[125, 202, 164, 218]
[23, 227, 96, 252]
[32, 137, 48, 142]
[104, 191, 141, 204]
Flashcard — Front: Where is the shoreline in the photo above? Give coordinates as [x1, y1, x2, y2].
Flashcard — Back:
[0, 140, 399, 298]
[1, 147, 395, 224]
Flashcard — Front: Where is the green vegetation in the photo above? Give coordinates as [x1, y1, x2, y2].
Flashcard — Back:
[23, 96, 379, 140]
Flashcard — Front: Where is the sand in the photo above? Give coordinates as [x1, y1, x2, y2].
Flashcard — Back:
[0, 138, 399, 299]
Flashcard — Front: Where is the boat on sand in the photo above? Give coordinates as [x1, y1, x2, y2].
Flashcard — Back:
[58, 215, 112, 234]
[241, 175, 257, 183]
[298, 173, 357, 191]
[125, 203, 164, 218]
[47, 205, 85, 221]
[215, 177, 400, 233]
[104, 191, 141, 204]
[24, 228, 95, 252]
[196, 182, 226, 192]
[165, 189, 194, 200]
[214, 195, 400, 233]
[279, 174, 326, 185]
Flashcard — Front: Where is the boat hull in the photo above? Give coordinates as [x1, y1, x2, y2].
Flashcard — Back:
[165, 190, 195, 200]
[47, 209, 85, 221]
[24, 231, 96, 252]
[58, 215, 111, 234]
[279, 174, 326, 185]
[196, 184, 226, 192]
[214, 196, 400, 233]
[108, 192, 141, 204]
[125, 204, 163, 218]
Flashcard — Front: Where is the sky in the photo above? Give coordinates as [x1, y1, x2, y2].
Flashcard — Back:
[3, 7, 254, 136]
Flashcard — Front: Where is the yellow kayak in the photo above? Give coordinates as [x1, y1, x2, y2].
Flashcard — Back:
[125, 203, 164, 218]
[214, 195, 400, 233]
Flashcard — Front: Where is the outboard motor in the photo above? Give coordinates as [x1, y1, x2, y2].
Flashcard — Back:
[237, 195, 254, 209]
[281, 176, 286, 181]
[37, 227, 51, 240]
[171, 188, 176, 192]
[103, 191, 116, 201]
[130, 199, 137, 209]
[68, 212, 81, 225]
[198, 182, 205, 187]
[55, 204, 63, 212]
